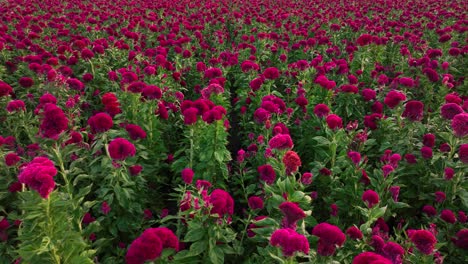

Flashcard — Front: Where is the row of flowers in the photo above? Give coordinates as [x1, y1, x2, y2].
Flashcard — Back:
[0, 0, 467, 263]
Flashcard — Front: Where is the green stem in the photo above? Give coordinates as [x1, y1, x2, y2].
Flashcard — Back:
[238, 212, 252, 252]
[46, 197, 61, 264]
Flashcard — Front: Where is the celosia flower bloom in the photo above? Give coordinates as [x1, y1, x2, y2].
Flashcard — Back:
[263, 67, 280, 80]
[326, 114, 343, 130]
[248, 196, 264, 210]
[409, 229, 437, 255]
[440, 209, 457, 224]
[346, 226, 363, 240]
[384, 90, 406, 109]
[312, 223, 346, 256]
[313, 104, 330, 118]
[270, 228, 309, 257]
[422, 205, 437, 217]
[440, 103, 463, 120]
[108, 138, 136, 160]
[5, 153, 20, 166]
[382, 241, 404, 264]
[181, 168, 194, 184]
[402, 100, 424, 121]
[209, 189, 234, 217]
[451, 113, 468, 137]
[283, 150, 301, 175]
[348, 151, 361, 166]
[40, 103, 69, 139]
[257, 164, 276, 184]
[279, 202, 306, 229]
[268, 134, 293, 150]
[422, 134, 435, 148]
[452, 229, 468, 250]
[301, 172, 313, 185]
[17, 157, 57, 198]
[362, 190, 379, 208]
[352, 252, 392, 264]
[459, 144, 468, 163]
[126, 227, 178, 264]
[88, 112, 113, 133]
[6, 100, 26, 112]
[125, 124, 147, 140]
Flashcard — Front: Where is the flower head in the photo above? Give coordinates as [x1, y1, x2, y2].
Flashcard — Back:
[283, 151, 301, 175]
[108, 138, 136, 160]
[270, 228, 309, 257]
[402, 100, 424, 121]
[268, 134, 293, 150]
[17, 157, 57, 198]
[258, 164, 276, 184]
[279, 202, 306, 229]
[362, 190, 380, 208]
[326, 114, 343, 130]
[409, 229, 437, 255]
[40, 103, 69, 139]
[88, 112, 113, 133]
[352, 252, 392, 264]
[209, 189, 234, 217]
[312, 223, 346, 256]
[451, 113, 468, 137]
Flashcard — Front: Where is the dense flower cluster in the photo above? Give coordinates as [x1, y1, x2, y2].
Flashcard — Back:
[39, 103, 69, 139]
[126, 227, 179, 264]
[17, 157, 57, 198]
[270, 228, 309, 257]
[408, 229, 437, 255]
[108, 138, 136, 160]
[312, 223, 346, 256]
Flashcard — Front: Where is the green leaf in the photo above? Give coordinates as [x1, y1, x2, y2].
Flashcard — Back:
[209, 246, 224, 264]
[392, 202, 411, 209]
[313, 136, 330, 146]
[459, 190, 468, 208]
[188, 240, 208, 256]
[184, 228, 206, 242]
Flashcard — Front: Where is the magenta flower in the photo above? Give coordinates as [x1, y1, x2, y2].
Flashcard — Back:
[402, 100, 424, 121]
[268, 134, 293, 150]
[17, 157, 57, 198]
[263, 67, 280, 80]
[125, 124, 147, 140]
[313, 104, 330, 118]
[384, 90, 406, 109]
[283, 151, 301, 175]
[126, 227, 178, 264]
[440, 103, 463, 120]
[181, 168, 194, 184]
[312, 223, 346, 256]
[440, 209, 457, 224]
[257, 164, 276, 185]
[270, 228, 309, 257]
[326, 114, 343, 130]
[452, 229, 468, 250]
[40, 103, 69, 139]
[346, 226, 363, 240]
[409, 229, 437, 255]
[248, 196, 264, 210]
[88, 112, 113, 133]
[451, 113, 468, 137]
[362, 190, 380, 208]
[209, 189, 234, 217]
[352, 252, 392, 264]
[108, 138, 136, 160]
[279, 202, 306, 229]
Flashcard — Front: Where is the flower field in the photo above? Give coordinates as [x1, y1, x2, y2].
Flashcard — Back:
[0, 0, 467, 263]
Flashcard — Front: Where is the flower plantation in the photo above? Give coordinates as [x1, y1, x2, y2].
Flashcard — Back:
[0, 0, 467, 263]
